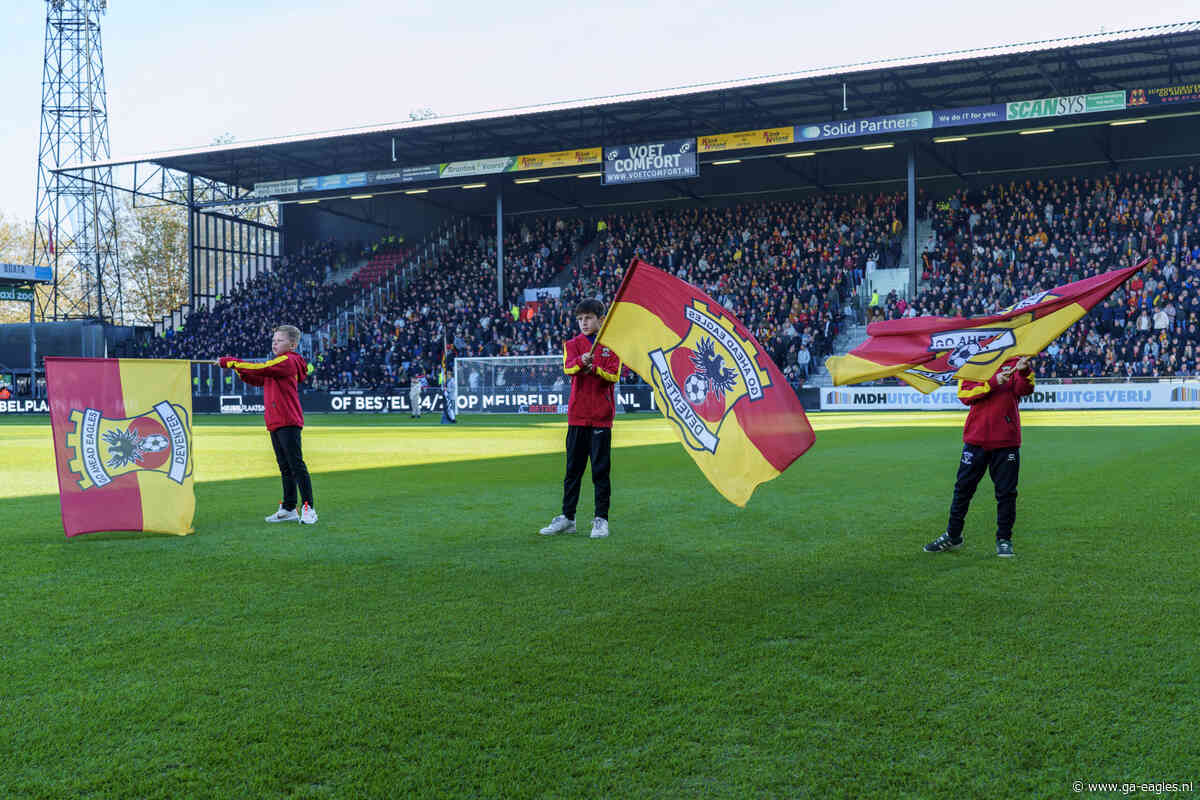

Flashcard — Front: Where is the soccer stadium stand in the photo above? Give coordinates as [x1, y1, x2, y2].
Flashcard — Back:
[118, 166, 1200, 387]
[911, 166, 1200, 377]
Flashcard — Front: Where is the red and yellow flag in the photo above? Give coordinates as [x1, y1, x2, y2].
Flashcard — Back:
[827, 261, 1148, 393]
[597, 259, 815, 506]
[47, 357, 195, 537]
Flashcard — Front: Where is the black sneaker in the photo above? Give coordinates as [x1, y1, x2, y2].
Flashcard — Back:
[923, 532, 963, 553]
[996, 539, 1015, 558]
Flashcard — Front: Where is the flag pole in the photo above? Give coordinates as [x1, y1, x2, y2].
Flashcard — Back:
[590, 257, 641, 357]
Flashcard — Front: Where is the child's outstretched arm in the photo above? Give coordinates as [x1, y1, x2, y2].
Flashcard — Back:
[218, 356, 266, 386]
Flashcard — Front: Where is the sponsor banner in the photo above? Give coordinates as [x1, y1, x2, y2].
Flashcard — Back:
[317, 174, 348, 190]
[796, 111, 933, 143]
[512, 148, 602, 171]
[933, 104, 1006, 128]
[0, 286, 35, 302]
[439, 157, 517, 179]
[200, 388, 660, 415]
[398, 164, 442, 182]
[317, 388, 658, 414]
[254, 148, 609, 197]
[603, 139, 697, 186]
[697, 127, 795, 153]
[1005, 90, 1125, 121]
[523, 286, 562, 303]
[1, 263, 52, 283]
[1127, 83, 1200, 107]
[253, 178, 299, 196]
[314, 172, 368, 191]
[0, 397, 51, 414]
[819, 381, 1200, 410]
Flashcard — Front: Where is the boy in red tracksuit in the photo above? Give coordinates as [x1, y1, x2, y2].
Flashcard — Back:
[218, 324, 318, 525]
[924, 356, 1034, 557]
[539, 299, 622, 539]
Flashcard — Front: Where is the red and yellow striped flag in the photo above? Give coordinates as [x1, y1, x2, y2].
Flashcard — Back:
[597, 259, 815, 506]
[47, 358, 195, 537]
[827, 261, 1148, 393]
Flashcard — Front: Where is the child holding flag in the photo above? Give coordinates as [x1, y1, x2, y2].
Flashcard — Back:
[924, 356, 1034, 557]
[219, 324, 317, 525]
[539, 299, 622, 539]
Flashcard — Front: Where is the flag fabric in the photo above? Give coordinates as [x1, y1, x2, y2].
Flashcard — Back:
[47, 357, 195, 537]
[596, 259, 815, 506]
[826, 260, 1148, 393]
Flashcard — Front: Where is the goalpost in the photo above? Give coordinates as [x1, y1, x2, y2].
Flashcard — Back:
[453, 354, 644, 414]
[454, 354, 571, 413]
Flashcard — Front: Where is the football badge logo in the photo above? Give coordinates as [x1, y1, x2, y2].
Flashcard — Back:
[66, 401, 193, 490]
[902, 287, 1064, 387]
[648, 301, 770, 453]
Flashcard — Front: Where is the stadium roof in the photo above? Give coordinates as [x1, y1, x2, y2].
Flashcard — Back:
[71, 20, 1200, 191]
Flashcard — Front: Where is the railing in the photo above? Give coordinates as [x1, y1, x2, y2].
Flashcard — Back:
[314, 217, 472, 353]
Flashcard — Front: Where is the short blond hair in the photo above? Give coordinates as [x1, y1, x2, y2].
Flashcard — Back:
[274, 324, 301, 344]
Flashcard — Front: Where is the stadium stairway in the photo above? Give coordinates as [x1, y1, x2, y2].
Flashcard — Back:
[326, 256, 368, 286]
[548, 231, 606, 291]
[808, 322, 868, 386]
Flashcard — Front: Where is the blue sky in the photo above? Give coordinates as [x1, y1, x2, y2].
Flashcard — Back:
[0, 0, 1194, 223]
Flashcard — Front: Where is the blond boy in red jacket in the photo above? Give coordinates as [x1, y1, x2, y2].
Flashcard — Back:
[219, 324, 317, 525]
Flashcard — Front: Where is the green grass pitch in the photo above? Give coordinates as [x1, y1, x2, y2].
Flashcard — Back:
[2, 411, 1198, 798]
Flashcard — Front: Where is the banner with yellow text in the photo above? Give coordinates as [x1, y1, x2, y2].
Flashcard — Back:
[512, 148, 602, 171]
[697, 127, 795, 153]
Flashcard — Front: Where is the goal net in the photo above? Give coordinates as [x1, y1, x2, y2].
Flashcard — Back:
[454, 354, 570, 413]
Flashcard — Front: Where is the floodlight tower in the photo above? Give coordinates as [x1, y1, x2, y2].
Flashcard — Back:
[31, 0, 122, 323]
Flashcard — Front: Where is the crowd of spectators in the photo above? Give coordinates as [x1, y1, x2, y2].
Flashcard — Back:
[906, 166, 1200, 377]
[117, 165, 1200, 389]
[314, 216, 594, 390]
[544, 195, 908, 385]
[322, 193, 908, 391]
[116, 240, 353, 361]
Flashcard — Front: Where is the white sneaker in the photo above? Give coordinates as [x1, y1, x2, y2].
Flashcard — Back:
[590, 517, 609, 539]
[266, 504, 299, 523]
[299, 503, 318, 525]
[539, 515, 575, 535]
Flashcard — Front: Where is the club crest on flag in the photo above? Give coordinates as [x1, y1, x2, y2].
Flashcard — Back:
[65, 400, 193, 490]
[648, 301, 770, 454]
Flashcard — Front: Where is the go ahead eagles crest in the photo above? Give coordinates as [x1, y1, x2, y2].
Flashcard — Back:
[903, 288, 1062, 387]
[65, 401, 193, 490]
[649, 300, 771, 454]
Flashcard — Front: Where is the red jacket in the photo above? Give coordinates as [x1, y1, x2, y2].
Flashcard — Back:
[219, 351, 307, 431]
[958, 361, 1035, 449]
[563, 333, 621, 427]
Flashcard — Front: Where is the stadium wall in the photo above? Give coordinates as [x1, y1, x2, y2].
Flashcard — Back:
[6, 382, 1198, 417]
[819, 380, 1200, 411]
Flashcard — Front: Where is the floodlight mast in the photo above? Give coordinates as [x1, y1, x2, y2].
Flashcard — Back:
[32, 0, 122, 323]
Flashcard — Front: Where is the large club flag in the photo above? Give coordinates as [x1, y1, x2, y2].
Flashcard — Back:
[46, 358, 196, 537]
[826, 260, 1149, 393]
[596, 259, 815, 506]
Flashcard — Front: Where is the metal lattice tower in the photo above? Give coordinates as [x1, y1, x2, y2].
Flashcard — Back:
[31, 0, 122, 323]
